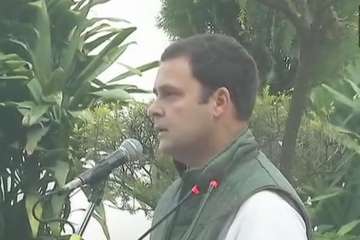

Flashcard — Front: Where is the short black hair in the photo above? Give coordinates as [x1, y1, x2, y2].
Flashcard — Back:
[161, 33, 260, 121]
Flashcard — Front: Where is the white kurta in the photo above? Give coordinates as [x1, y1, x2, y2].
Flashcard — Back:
[223, 190, 308, 240]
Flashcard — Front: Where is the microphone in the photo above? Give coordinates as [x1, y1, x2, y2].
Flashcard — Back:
[137, 185, 202, 240]
[137, 180, 220, 240]
[62, 138, 143, 192]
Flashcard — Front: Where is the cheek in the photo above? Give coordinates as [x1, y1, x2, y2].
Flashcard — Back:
[165, 98, 212, 125]
[165, 100, 187, 118]
[183, 108, 212, 129]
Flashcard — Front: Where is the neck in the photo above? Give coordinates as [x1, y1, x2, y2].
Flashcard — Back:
[177, 121, 248, 169]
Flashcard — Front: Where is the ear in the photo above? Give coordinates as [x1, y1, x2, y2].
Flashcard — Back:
[211, 87, 231, 118]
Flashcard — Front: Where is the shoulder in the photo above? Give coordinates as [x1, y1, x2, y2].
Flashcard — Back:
[154, 178, 182, 213]
[241, 190, 303, 212]
[225, 190, 308, 240]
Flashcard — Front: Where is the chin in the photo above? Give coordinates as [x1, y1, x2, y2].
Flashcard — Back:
[158, 141, 175, 155]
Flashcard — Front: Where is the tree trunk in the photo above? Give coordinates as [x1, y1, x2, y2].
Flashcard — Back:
[279, 36, 319, 179]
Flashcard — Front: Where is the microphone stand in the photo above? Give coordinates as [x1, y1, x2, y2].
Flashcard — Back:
[71, 180, 106, 239]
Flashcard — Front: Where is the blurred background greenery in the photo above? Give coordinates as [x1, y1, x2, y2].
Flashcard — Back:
[0, 0, 359, 239]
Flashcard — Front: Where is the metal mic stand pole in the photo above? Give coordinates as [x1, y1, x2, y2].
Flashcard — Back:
[76, 180, 106, 238]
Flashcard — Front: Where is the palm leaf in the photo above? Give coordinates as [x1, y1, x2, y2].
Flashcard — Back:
[108, 61, 159, 83]
[322, 84, 360, 111]
[27, 1, 52, 93]
[90, 88, 132, 101]
[70, 27, 136, 103]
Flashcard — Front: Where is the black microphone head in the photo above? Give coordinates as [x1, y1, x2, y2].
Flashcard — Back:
[120, 138, 143, 162]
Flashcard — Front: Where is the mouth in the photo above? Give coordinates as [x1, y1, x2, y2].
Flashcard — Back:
[155, 126, 168, 134]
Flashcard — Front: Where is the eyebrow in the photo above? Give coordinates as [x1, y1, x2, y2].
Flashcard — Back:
[153, 84, 181, 95]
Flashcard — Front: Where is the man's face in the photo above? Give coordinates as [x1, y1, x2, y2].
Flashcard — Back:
[148, 57, 215, 163]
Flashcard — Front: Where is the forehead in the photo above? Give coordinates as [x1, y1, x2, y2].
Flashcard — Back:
[154, 57, 198, 91]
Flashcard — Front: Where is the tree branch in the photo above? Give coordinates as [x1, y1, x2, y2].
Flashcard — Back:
[105, 202, 151, 213]
[321, 0, 339, 12]
[297, 0, 312, 27]
[313, 0, 339, 30]
[109, 177, 155, 208]
[141, 165, 151, 177]
[256, 0, 306, 32]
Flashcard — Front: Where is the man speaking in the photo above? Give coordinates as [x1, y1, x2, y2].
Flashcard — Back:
[147, 34, 311, 240]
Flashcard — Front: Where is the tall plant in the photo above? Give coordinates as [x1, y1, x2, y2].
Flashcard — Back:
[0, 0, 157, 239]
[308, 62, 360, 239]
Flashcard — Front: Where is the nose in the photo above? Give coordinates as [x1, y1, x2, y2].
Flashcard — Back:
[147, 99, 163, 120]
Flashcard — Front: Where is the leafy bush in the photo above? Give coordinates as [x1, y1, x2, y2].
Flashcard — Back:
[71, 102, 177, 216]
[0, 0, 156, 238]
[307, 61, 360, 238]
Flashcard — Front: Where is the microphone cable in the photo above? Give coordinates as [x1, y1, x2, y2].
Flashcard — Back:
[32, 189, 76, 235]
[137, 184, 202, 240]
[179, 179, 220, 240]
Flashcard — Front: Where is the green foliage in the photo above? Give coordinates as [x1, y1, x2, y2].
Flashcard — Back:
[0, 0, 157, 239]
[73, 86, 350, 223]
[306, 61, 360, 238]
[72, 71, 360, 240]
[252, 85, 360, 240]
[71, 102, 177, 216]
[157, 0, 298, 91]
[251, 88, 343, 190]
[158, 0, 242, 39]
[313, 230, 357, 240]
[158, 0, 359, 179]
[252, 77, 360, 238]
[250, 88, 289, 165]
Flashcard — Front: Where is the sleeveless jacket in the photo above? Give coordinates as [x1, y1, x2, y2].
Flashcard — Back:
[150, 129, 312, 240]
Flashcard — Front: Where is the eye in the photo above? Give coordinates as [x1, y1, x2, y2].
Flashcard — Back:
[156, 86, 183, 100]
[160, 90, 177, 98]
[162, 91, 174, 97]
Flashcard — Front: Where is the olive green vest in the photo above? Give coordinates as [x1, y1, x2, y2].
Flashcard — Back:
[150, 129, 312, 240]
